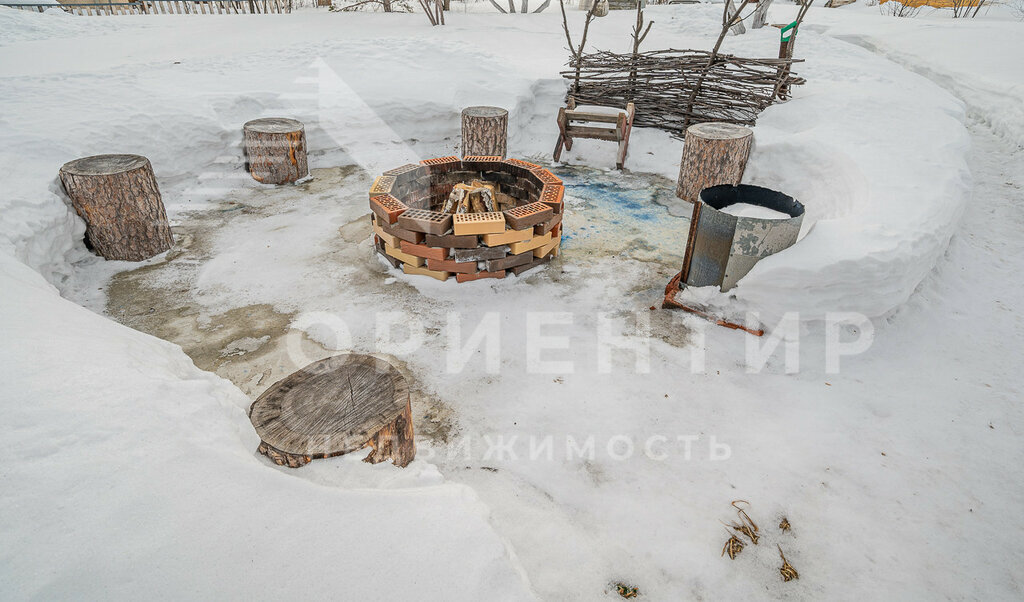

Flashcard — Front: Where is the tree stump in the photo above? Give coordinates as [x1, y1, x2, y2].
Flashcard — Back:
[248, 354, 415, 468]
[58, 154, 174, 261]
[675, 122, 753, 202]
[461, 106, 508, 158]
[243, 117, 309, 185]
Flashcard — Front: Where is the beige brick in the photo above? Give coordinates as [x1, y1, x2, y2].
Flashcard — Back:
[508, 231, 552, 255]
[453, 212, 506, 236]
[533, 236, 560, 258]
[481, 228, 534, 247]
[402, 263, 450, 281]
[385, 243, 425, 267]
[372, 220, 401, 248]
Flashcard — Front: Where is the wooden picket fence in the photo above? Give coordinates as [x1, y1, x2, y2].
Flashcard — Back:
[5, 0, 291, 15]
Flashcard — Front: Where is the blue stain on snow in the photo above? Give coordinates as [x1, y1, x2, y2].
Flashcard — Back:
[543, 165, 689, 257]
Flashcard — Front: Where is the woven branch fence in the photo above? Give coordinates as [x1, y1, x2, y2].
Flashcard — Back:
[562, 49, 804, 137]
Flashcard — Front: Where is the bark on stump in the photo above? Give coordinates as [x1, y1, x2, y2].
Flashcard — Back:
[243, 117, 309, 184]
[248, 354, 415, 468]
[675, 122, 754, 202]
[461, 106, 509, 158]
[58, 154, 173, 261]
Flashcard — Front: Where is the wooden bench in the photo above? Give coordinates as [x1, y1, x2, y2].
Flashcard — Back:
[553, 97, 635, 170]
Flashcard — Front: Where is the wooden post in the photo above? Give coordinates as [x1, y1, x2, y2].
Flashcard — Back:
[675, 122, 753, 202]
[461, 106, 508, 158]
[59, 154, 174, 261]
[243, 117, 309, 185]
[776, 29, 797, 99]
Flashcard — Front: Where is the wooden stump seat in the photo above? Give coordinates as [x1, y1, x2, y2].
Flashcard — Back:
[243, 117, 309, 185]
[248, 354, 415, 468]
[674, 122, 753, 203]
[59, 154, 174, 261]
[461, 106, 509, 158]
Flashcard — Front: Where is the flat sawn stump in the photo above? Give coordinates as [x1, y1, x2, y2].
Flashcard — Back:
[248, 354, 414, 468]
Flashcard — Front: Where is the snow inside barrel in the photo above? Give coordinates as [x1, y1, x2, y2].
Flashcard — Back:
[683, 184, 805, 291]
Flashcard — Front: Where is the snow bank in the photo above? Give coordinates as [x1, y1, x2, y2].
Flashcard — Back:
[0, 6, 977, 322]
[0, 246, 533, 600]
[724, 27, 972, 320]
[808, 7, 1024, 147]
[0, 5, 993, 595]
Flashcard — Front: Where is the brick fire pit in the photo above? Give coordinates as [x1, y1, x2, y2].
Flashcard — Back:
[369, 156, 564, 282]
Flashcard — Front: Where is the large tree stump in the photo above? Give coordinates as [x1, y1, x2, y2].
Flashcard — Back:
[243, 117, 309, 185]
[461, 106, 508, 158]
[249, 354, 415, 468]
[675, 122, 753, 202]
[58, 154, 173, 261]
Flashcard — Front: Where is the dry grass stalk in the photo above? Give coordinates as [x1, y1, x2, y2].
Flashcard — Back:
[730, 500, 760, 544]
[615, 583, 639, 598]
[777, 545, 799, 582]
[721, 533, 745, 560]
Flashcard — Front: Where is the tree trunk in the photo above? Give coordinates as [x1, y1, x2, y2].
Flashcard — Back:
[461, 106, 509, 158]
[59, 154, 174, 261]
[243, 117, 309, 185]
[675, 122, 753, 202]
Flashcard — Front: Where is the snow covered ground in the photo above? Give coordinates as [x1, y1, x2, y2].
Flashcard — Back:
[1, 3, 1022, 599]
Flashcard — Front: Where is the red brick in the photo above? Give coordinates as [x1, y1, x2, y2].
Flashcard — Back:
[370, 194, 408, 225]
[539, 184, 565, 214]
[461, 156, 505, 171]
[420, 156, 462, 174]
[503, 201, 553, 230]
[400, 240, 448, 261]
[530, 168, 561, 186]
[427, 257, 478, 274]
[504, 158, 542, 172]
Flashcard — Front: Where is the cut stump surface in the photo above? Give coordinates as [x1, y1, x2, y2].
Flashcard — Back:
[249, 354, 414, 468]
